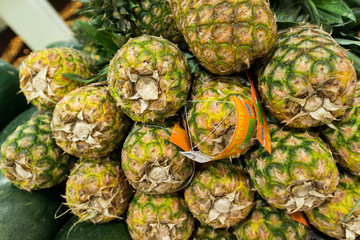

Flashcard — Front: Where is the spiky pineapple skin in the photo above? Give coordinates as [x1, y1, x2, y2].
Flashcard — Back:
[66, 155, 133, 224]
[121, 124, 194, 194]
[51, 85, 130, 159]
[258, 24, 357, 128]
[127, 191, 195, 240]
[169, 0, 277, 75]
[0, 111, 73, 191]
[19, 47, 93, 110]
[234, 200, 308, 240]
[77, 0, 182, 44]
[247, 124, 339, 213]
[192, 224, 236, 240]
[132, 0, 183, 44]
[185, 160, 254, 228]
[322, 82, 360, 175]
[187, 76, 255, 157]
[108, 35, 191, 123]
[305, 172, 360, 239]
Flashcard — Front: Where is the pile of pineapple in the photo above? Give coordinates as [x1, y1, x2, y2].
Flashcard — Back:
[1, 0, 360, 239]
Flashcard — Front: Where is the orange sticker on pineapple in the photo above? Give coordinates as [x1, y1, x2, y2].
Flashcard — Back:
[176, 97, 257, 163]
[291, 212, 310, 228]
[246, 71, 271, 154]
[211, 97, 256, 160]
[170, 123, 191, 152]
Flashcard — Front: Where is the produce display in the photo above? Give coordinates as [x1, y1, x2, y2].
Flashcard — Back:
[1, 0, 360, 239]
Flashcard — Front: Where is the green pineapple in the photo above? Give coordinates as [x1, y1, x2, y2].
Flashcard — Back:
[127, 191, 195, 240]
[192, 224, 236, 240]
[257, 24, 357, 128]
[305, 171, 360, 240]
[187, 76, 255, 158]
[247, 124, 339, 213]
[0, 111, 73, 191]
[51, 85, 130, 158]
[19, 47, 93, 110]
[66, 154, 133, 223]
[121, 124, 194, 194]
[322, 81, 360, 176]
[185, 160, 254, 228]
[168, 0, 277, 75]
[77, 0, 182, 43]
[131, 0, 183, 44]
[107, 35, 191, 123]
[234, 199, 308, 240]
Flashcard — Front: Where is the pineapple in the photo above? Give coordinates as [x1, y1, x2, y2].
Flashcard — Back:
[305, 171, 360, 240]
[107, 35, 191, 123]
[65, 154, 133, 223]
[131, 0, 183, 44]
[76, 0, 183, 45]
[121, 124, 194, 194]
[51, 85, 130, 158]
[168, 0, 277, 75]
[257, 24, 357, 128]
[184, 160, 254, 228]
[192, 223, 236, 240]
[247, 124, 339, 213]
[233, 199, 308, 240]
[0, 111, 73, 191]
[187, 76, 255, 157]
[321, 81, 360, 176]
[19, 47, 93, 110]
[127, 191, 195, 240]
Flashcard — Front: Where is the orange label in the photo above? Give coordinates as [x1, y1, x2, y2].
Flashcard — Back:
[291, 212, 310, 228]
[212, 97, 256, 160]
[246, 71, 271, 154]
[170, 123, 191, 151]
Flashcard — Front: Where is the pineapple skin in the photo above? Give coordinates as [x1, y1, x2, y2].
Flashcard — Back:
[258, 24, 357, 128]
[66, 156, 133, 224]
[121, 124, 194, 195]
[108, 35, 191, 123]
[0, 111, 73, 191]
[132, 0, 183, 44]
[127, 191, 195, 240]
[247, 124, 339, 213]
[19, 47, 93, 110]
[322, 82, 360, 176]
[187, 76, 255, 157]
[305, 171, 360, 239]
[192, 224, 236, 240]
[51, 85, 130, 159]
[169, 0, 277, 75]
[234, 200, 308, 240]
[77, 0, 182, 44]
[184, 160, 254, 228]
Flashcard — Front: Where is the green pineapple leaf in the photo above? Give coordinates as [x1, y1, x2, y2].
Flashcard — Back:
[341, 198, 360, 223]
[313, 0, 356, 21]
[62, 65, 108, 84]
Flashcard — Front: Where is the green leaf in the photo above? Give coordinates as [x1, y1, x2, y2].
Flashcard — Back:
[335, 38, 360, 46]
[61, 73, 89, 83]
[303, 0, 321, 25]
[318, 9, 344, 24]
[111, 33, 128, 48]
[62, 67, 108, 84]
[313, 0, 356, 21]
[341, 198, 360, 223]
[344, 49, 360, 74]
